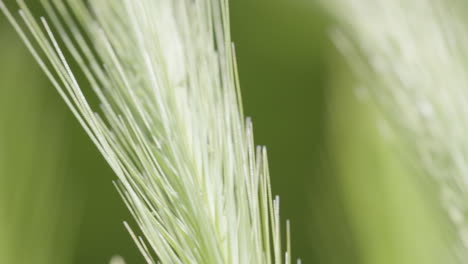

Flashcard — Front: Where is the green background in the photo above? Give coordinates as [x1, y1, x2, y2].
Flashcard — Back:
[0, 0, 453, 263]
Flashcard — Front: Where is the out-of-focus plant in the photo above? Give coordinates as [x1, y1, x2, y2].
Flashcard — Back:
[324, 0, 468, 262]
[326, 67, 455, 264]
[0, 0, 293, 263]
[0, 26, 78, 264]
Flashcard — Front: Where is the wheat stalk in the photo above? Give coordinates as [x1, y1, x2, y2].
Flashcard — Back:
[0, 0, 293, 263]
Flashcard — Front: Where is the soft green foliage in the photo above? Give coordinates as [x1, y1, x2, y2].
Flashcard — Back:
[325, 0, 468, 261]
[0, 26, 78, 264]
[0, 0, 291, 263]
[327, 66, 456, 264]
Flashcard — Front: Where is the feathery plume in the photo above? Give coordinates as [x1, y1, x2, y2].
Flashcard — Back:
[0, 0, 292, 263]
[325, 0, 468, 259]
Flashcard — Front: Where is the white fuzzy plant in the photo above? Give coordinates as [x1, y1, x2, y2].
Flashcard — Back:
[0, 0, 293, 263]
[325, 0, 468, 260]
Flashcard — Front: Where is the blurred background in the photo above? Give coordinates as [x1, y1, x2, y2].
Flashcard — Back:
[0, 0, 454, 263]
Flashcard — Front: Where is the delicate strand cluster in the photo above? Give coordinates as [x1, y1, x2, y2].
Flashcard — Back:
[325, 0, 468, 259]
[0, 0, 292, 263]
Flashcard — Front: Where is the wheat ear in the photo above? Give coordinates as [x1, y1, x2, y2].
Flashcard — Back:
[0, 0, 295, 263]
